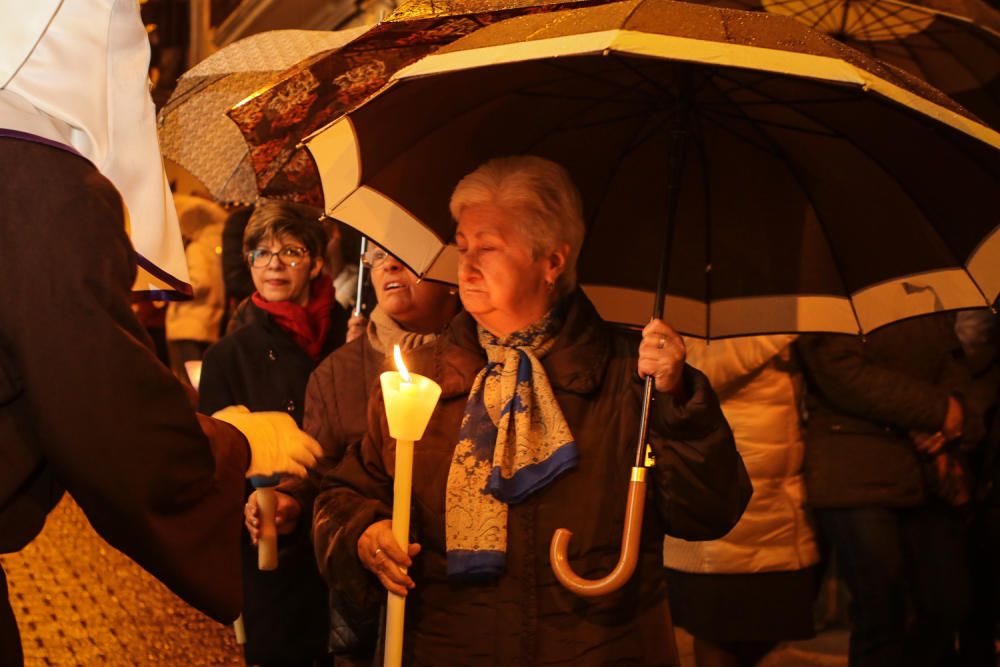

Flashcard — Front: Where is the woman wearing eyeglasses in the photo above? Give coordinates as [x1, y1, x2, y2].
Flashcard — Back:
[199, 200, 348, 667]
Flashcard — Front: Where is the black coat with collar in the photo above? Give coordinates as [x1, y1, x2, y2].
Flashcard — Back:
[313, 290, 750, 666]
[199, 299, 347, 421]
[797, 314, 972, 508]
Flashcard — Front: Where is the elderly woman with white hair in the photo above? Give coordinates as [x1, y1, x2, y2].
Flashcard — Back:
[314, 156, 750, 666]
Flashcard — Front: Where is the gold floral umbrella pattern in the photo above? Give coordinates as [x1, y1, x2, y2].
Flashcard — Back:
[158, 27, 367, 203]
[224, 0, 604, 206]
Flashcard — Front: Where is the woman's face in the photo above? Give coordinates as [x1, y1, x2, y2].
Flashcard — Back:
[249, 233, 323, 306]
[368, 246, 457, 334]
[455, 203, 567, 337]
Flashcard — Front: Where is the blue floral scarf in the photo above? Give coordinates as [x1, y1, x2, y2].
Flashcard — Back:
[445, 309, 578, 579]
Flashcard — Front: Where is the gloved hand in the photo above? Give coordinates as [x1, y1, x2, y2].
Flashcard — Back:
[212, 405, 322, 478]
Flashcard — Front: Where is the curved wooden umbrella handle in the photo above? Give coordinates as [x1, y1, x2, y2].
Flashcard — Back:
[549, 468, 647, 597]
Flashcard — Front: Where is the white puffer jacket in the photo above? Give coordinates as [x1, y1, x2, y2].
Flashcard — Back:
[663, 335, 819, 574]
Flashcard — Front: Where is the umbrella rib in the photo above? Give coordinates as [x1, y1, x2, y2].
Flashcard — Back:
[161, 73, 231, 115]
[355, 69, 627, 216]
[857, 2, 930, 41]
[777, 0, 841, 30]
[607, 50, 686, 102]
[215, 152, 254, 205]
[698, 107, 786, 156]
[570, 112, 665, 285]
[515, 90, 652, 109]
[717, 66, 994, 179]
[702, 106, 841, 140]
[704, 72, 866, 333]
[881, 19, 993, 98]
[542, 57, 673, 103]
[728, 71, 996, 289]
[693, 113, 713, 339]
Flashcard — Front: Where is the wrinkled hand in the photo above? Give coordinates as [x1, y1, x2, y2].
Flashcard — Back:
[346, 314, 368, 344]
[638, 319, 686, 393]
[212, 405, 322, 478]
[244, 490, 301, 545]
[358, 519, 420, 597]
[910, 430, 947, 456]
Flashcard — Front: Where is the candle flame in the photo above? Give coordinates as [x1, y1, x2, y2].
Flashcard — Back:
[393, 344, 412, 384]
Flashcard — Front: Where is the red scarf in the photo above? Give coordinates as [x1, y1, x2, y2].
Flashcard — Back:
[252, 278, 334, 361]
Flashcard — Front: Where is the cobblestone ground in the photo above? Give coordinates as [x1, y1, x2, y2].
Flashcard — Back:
[0, 496, 244, 667]
[0, 495, 855, 667]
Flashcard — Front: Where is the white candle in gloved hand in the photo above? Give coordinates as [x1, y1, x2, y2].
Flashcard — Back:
[251, 474, 281, 570]
[380, 345, 441, 667]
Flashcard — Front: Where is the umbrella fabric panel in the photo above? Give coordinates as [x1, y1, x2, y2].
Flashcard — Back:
[328, 53, 999, 283]
[686, 0, 1000, 128]
[158, 28, 367, 202]
[160, 71, 273, 201]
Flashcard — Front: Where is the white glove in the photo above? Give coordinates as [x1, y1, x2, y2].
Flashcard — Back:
[212, 405, 322, 478]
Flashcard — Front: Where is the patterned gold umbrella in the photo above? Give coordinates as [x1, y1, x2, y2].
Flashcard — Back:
[225, 0, 606, 207]
[157, 27, 366, 204]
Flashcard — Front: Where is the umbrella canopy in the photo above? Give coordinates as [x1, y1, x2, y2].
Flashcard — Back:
[225, 0, 607, 206]
[158, 27, 367, 203]
[682, 0, 1000, 129]
[303, 0, 1000, 338]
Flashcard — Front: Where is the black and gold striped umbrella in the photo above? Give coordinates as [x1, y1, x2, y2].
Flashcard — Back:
[302, 0, 1000, 596]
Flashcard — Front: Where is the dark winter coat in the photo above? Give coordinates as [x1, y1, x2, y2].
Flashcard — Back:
[284, 334, 386, 659]
[299, 334, 385, 507]
[313, 290, 751, 666]
[0, 138, 249, 665]
[198, 299, 346, 664]
[281, 333, 385, 542]
[797, 314, 972, 508]
[200, 300, 347, 423]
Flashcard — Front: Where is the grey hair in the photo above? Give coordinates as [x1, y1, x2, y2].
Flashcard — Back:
[449, 156, 585, 297]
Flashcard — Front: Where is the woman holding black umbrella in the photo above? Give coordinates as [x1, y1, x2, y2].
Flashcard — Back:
[314, 155, 750, 666]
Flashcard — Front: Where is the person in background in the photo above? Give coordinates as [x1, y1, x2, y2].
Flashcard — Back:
[221, 204, 256, 329]
[322, 218, 363, 313]
[0, 3, 320, 664]
[665, 334, 820, 667]
[953, 308, 1000, 666]
[199, 200, 348, 667]
[166, 193, 227, 382]
[245, 241, 460, 660]
[797, 315, 978, 667]
[313, 156, 750, 665]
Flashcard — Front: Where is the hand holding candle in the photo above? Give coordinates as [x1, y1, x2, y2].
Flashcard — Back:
[251, 474, 281, 570]
[380, 345, 441, 667]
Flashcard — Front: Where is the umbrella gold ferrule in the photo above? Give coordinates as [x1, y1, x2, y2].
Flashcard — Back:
[631, 466, 647, 482]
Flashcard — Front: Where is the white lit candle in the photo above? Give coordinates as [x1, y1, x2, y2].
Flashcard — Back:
[381, 345, 441, 667]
